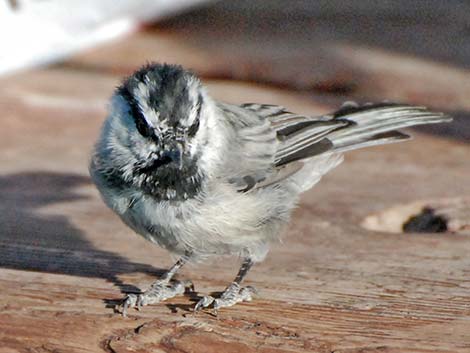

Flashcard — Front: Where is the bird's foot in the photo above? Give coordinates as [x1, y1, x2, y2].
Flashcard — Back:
[194, 282, 257, 314]
[121, 279, 193, 317]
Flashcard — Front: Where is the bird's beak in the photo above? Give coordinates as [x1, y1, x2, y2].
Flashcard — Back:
[162, 141, 184, 170]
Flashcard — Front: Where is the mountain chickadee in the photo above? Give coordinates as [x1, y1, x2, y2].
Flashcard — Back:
[89, 63, 452, 316]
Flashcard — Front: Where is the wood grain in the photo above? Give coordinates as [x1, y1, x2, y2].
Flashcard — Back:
[1, 2, 470, 352]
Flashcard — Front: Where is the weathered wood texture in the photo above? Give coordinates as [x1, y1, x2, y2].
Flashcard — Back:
[1, 2, 470, 352]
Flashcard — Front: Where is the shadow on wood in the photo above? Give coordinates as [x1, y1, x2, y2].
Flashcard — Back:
[0, 171, 164, 295]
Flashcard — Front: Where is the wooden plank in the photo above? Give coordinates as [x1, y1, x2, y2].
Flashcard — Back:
[2, 2, 470, 350]
[68, 2, 470, 113]
[0, 61, 469, 352]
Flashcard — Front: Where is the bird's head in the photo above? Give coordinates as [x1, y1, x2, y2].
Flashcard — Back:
[94, 63, 214, 200]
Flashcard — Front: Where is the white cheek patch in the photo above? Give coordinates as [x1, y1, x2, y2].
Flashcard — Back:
[187, 77, 200, 101]
[189, 102, 226, 177]
[184, 79, 203, 127]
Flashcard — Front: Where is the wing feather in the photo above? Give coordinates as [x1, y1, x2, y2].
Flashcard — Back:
[221, 101, 451, 193]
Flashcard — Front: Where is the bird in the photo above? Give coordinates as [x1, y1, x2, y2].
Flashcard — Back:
[89, 63, 452, 316]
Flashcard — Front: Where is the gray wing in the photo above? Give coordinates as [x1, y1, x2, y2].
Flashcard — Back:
[240, 103, 349, 166]
[219, 102, 346, 192]
[221, 102, 451, 192]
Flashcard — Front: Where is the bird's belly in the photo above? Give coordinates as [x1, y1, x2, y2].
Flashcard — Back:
[120, 185, 294, 260]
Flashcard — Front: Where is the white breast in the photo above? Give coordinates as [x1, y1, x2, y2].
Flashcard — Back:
[118, 181, 294, 262]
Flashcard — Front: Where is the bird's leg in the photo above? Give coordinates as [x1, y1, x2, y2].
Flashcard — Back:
[194, 258, 257, 313]
[122, 253, 193, 316]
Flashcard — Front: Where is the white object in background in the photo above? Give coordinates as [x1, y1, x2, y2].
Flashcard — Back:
[0, 0, 208, 76]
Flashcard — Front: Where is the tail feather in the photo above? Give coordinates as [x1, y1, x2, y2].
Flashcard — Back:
[236, 101, 451, 193]
[333, 131, 410, 153]
[327, 103, 452, 152]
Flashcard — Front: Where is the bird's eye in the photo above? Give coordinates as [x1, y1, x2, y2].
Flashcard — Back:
[134, 115, 154, 138]
[187, 94, 203, 137]
[187, 118, 200, 137]
[188, 117, 199, 137]
[118, 85, 154, 139]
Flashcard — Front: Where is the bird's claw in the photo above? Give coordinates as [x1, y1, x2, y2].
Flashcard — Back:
[193, 284, 257, 313]
[119, 279, 194, 317]
[194, 295, 215, 312]
[121, 293, 138, 317]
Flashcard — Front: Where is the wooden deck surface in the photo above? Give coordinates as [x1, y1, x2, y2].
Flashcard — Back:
[1, 2, 470, 352]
